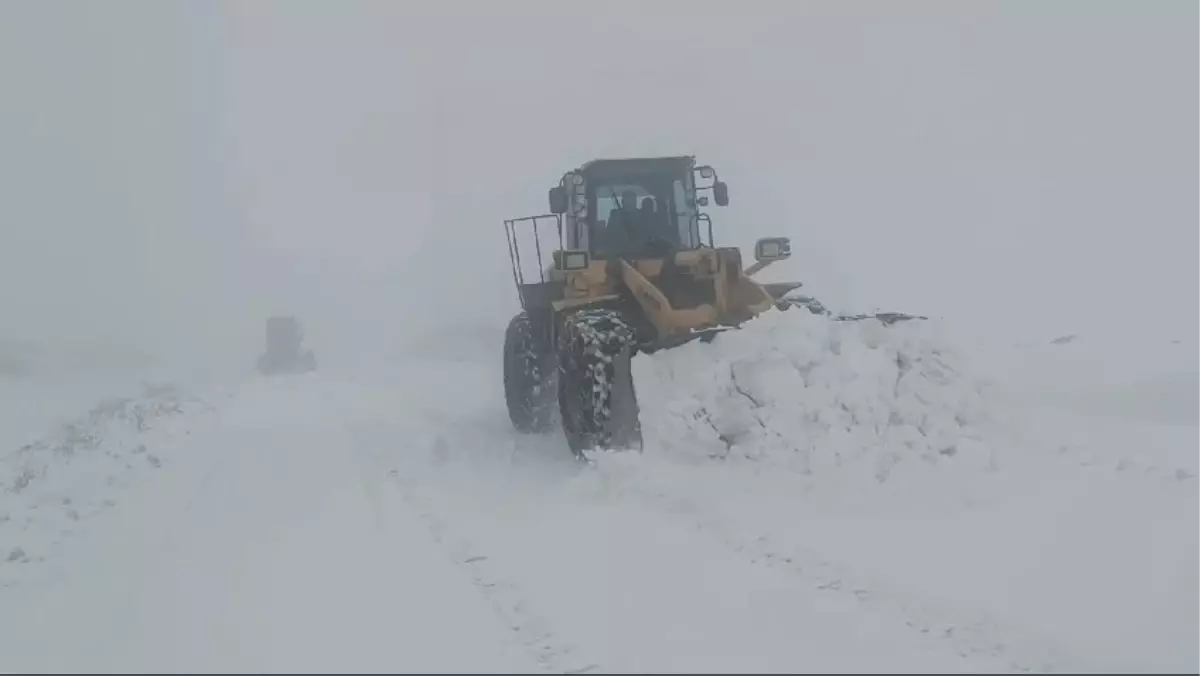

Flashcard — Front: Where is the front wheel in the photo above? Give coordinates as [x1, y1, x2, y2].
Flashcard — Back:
[557, 308, 643, 458]
[503, 312, 554, 433]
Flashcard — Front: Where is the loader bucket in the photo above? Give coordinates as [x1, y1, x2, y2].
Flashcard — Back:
[835, 311, 927, 325]
[777, 294, 926, 325]
[639, 326, 732, 354]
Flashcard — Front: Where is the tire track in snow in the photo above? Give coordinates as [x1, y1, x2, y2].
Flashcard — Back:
[361, 414, 1009, 672]
[347, 423, 601, 675]
[578, 456, 1106, 674]
[350, 351, 1069, 671]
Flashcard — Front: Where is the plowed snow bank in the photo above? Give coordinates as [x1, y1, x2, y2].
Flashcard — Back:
[0, 384, 213, 586]
[634, 310, 998, 479]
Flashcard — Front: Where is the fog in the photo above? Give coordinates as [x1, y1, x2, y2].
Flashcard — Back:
[1, 1, 1195, 374]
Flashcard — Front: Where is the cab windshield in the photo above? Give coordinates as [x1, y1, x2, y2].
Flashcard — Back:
[585, 171, 699, 257]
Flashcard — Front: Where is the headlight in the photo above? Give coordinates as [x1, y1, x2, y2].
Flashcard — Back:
[557, 249, 589, 271]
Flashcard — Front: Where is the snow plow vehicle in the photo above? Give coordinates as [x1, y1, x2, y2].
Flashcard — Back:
[256, 315, 317, 376]
[502, 155, 920, 457]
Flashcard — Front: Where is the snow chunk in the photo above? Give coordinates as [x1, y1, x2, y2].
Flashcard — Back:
[633, 310, 997, 479]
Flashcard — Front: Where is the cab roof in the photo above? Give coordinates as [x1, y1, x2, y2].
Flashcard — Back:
[575, 155, 696, 177]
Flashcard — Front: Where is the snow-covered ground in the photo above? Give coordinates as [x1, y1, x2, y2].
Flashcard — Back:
[0, 310, 1195, 673]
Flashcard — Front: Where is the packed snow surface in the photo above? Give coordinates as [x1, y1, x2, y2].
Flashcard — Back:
[0, 310, 1195, 673]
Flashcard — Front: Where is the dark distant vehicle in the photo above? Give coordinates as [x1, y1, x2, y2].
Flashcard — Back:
[256, 316, 316, 375]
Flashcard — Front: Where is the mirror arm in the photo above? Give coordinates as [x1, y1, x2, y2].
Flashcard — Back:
[744, 259, 776, 277]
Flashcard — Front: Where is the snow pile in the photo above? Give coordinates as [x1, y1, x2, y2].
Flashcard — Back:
[0, 383, 212, 585]
[633, 309, 1000, 480]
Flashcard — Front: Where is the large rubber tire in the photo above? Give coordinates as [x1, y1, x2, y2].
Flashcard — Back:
[503, 312, 555, 433]
[557, 308, 643, 458]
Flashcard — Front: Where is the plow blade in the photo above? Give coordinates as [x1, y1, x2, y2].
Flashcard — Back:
[639, 327, 732, 354]
[834, 311, 927, 325]
[633, 294, 923, 356]
[776, 294, 926, 326]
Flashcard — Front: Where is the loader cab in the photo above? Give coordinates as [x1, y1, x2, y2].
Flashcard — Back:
[550, 156, 730, 259]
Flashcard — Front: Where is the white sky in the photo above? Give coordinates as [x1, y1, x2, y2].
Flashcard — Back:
[1, 1, 1195, 365]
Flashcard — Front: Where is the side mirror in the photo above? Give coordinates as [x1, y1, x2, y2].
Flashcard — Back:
[548, 186, 568, 214]
[713, 181, 729, 206]
[754, 236, 791, 262]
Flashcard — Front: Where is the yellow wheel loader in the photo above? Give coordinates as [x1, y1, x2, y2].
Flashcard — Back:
[502, 156, 921, 458]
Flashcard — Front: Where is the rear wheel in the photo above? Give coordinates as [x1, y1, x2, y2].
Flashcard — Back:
[503, 312, 554, 433]
[557, 308, 643, 458]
